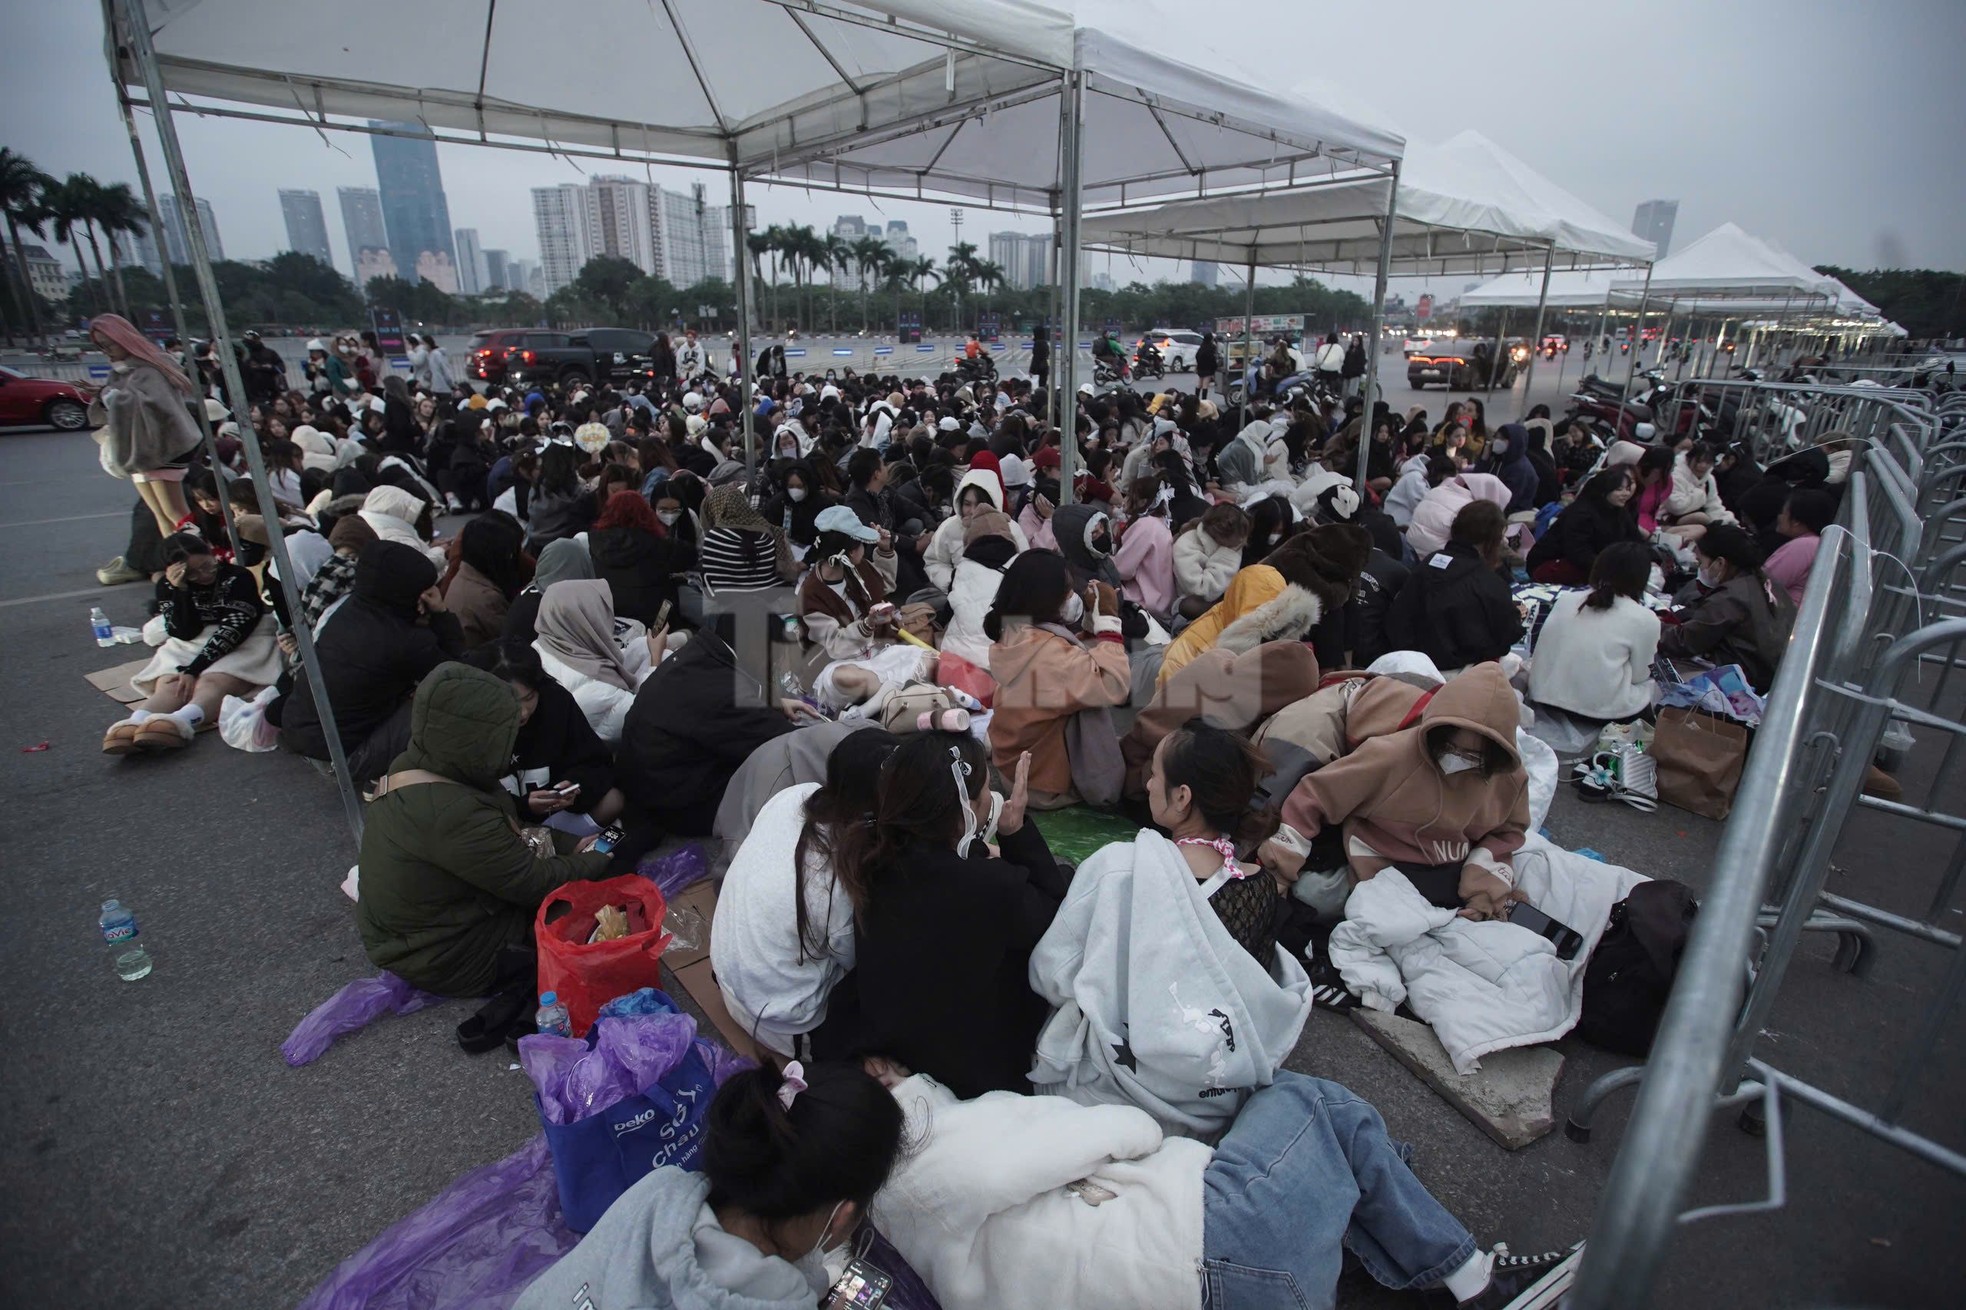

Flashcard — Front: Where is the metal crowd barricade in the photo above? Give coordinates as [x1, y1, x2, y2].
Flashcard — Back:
[1566, 387, 1966, 1309]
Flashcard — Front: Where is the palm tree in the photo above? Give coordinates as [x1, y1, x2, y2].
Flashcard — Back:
[744, 230, 773, 330]
[43, 176, 102, 315]
[906, 256, 941, 328]
[781, 223, 821, 330]
[850, 235, 888, 331]
[758, 224, 787, 328]
[942, 241, 979, 334]
[822, 232, 850, 334]
[93, 181, 147, 318]
[972, 259, 1006, 328]
[0, 148, 51, 343]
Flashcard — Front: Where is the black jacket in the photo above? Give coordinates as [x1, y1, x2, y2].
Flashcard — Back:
[1384, 540, 1524, 670]
[1527, 495, 1644, 575]
[500, 678, 617, 818]
[615, 634, 795, 836]
[1029, 337, 1050, 374]
[281, 541, 464, 761]
[1196, 339, 1219, 375]
[587, 526, 695, 627]
[810, 822, 1067, 1099]
[845, 483, 894, 533]
[762, 477, 834, 553]
[1346, 547, 1411, 667]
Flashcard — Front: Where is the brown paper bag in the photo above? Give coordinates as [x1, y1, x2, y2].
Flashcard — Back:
[1652, 707, 1751, 819]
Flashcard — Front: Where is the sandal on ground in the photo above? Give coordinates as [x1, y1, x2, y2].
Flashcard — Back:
[102, 719, 144, 755]
[134, 717, 194, 752]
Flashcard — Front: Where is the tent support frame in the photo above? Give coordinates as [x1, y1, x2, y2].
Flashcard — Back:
[1519, 241, 1557, 402]
[1056, 68, 1085, 503]
[1356, 160, 1399, 493]
[122, 0, 365, 842]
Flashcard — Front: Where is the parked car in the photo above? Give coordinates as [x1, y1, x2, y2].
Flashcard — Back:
[0, 366, 91, 430]
[1134, 328, 1204, 372]
[1406, 338, 1524, 391]
[468, 327, 656, 388]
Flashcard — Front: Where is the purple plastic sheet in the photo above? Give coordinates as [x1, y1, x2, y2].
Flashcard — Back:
[294, 1133, 576, 1310]
[294, 1033, 759, 1310]
[283, 971, 447, 1067]
[635, 842, 711, 900]
[522, 1008, 715, 1126]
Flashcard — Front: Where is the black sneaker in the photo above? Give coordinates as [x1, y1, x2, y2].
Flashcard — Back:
[1457, 1244, 1581, 1309]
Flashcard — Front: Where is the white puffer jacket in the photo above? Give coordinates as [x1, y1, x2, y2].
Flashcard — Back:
[925, 468, 1030, 591]
[532, 622, 656, 744]
[1328, 834, 1645, 1073]
[1172, 526, 1242, 603]
[358, 485, 446, 571]
[940, 555, 1009, 668]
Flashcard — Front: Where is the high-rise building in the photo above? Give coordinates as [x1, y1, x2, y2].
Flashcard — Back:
[831, 216, 874, 288]
[883, 220, 919, 265]
[483, 248, 510, 292]
[337, 186, 394, 288]
[532, 184, 592, 295]
[279, 189, 333, 268]
[585, 175, 656, 274]
[132, 194, 223, 273]
[1632, 199, 1679, 260]
[1190, 260, 1218, 288]
[19, 242, 67, 303]
[508, 260, 543, 299]
[370, 121, 457, 290]
[650, 182, 729, 288]
[452, 228, 486, 294]
[987, 231, 1051, 290]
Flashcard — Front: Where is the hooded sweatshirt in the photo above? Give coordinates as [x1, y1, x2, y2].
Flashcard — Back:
[1482, 423, 1540, 513]
[1051, 502, 1120, 589]
[1171, 525, 1243, 604]
[1213, 420, 1275, 489]
[356, 663, 611, 995]
[1272, 663, 1530, 883]
[359, 484, 446, 570]
[513, 1167, 828, 1310]
[1384, 536, 1523, 673]
[926, 467, 1031, 590]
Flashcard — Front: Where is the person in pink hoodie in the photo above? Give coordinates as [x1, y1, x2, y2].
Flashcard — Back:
[1404, 473, 1512, 558]
[1113, 475, 1175, 618]
[1762, 487, 1834, 606]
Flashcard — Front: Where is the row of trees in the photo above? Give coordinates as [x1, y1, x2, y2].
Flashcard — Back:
[1816, 266, 1965, 340]
[0, 149, 155, 342]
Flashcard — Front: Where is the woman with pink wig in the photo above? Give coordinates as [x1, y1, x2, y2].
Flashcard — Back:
[84, 313, 206, 536]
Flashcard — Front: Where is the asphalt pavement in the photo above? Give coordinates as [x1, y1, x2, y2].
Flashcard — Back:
[0, 419, 1959, 1309]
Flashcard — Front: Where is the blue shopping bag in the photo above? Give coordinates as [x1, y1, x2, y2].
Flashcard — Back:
[528, 1000, 720, 1232]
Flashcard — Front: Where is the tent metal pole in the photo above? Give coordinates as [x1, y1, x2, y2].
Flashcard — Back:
[1056, 69, 1085, 506]
[1589, 281, 1615, 381]
[1519, 241, 1556, 409]
[1239, 254, 1255, 433]
[1356, 159, 1398, 494]
[729, 156, 755, 484]
[1617, 261, 1654, 418]
[1708, 318, 1731, 379]
[112, 82, 241, 561]
[120, 0, 364, 842]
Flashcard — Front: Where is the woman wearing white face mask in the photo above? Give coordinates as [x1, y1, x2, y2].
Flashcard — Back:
[1260, 663, 1532, 923]
[513, 1061, 905, 1310]
[1658, 523, 1795, 694]
[985, 550, 1132, 809]
[808, 731, 1066, 1098]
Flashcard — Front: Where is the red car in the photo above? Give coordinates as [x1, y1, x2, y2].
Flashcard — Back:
[0, 366, 91, 430]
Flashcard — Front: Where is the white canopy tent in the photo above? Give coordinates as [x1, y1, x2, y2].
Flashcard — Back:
[101, 0, 1405, 837]
[1079, 129, 1653, 401]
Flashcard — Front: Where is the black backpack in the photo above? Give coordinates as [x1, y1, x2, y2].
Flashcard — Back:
[1577, 879, 1699, 1056]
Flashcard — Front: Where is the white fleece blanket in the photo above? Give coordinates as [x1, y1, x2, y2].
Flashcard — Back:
[1027, 830, 1312, 1138]
[1328, 834, 1645, 1074]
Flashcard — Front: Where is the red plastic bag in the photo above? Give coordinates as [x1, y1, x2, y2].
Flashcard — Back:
[937, 649, 996, 708]
[536, 875, 672, 1037]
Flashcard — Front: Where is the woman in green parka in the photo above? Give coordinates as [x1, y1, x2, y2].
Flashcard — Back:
[356, 662, 613, 996]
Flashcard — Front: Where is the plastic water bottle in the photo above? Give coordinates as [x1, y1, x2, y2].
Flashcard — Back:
[535, 991, 571, 1037]
[99, 899, 153, 981]
[91, 607, 115, 648]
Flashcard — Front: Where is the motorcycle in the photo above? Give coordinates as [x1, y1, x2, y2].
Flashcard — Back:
[1092, 355, 1130, 386]
[956, 353, 998, 387]
[1133, 344, 1166, 380]
[1561, 370, 1709, 443]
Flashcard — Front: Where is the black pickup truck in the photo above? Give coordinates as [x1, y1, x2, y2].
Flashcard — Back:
[467, 326, 655, 389]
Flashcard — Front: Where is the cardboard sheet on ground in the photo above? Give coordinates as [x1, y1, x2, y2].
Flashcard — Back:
[1030, 806, 1140, 866]
[86, 658, 152, 706]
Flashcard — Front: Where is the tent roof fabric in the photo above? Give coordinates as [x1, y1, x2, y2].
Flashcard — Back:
[1078, 129, 1649, 276]
[761, 26, 1403, 208]
[1630, 222, 1837, 301]
[115, 0, 1074, 170]
[1458, 269, 1624, 309]
[112, 0, 1402, 212]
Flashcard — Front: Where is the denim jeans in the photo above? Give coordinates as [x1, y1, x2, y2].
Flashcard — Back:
[1200, 1072, 1476, 1310]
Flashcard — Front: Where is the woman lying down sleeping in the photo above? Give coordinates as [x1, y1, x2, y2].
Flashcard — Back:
[513, 1058, 1578, 1310]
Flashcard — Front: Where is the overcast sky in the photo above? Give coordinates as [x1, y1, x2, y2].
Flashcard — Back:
[3, 0, 1961, 297]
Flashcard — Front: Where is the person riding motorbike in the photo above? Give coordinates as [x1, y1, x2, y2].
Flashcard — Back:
[1092, 331, 1129, 381]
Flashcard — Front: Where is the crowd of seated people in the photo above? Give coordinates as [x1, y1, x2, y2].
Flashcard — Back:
[100, 327, 1873, 1310]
